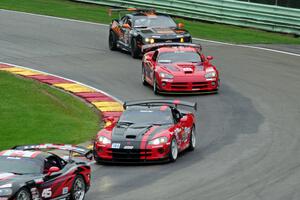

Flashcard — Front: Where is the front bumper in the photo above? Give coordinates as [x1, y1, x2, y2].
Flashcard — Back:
[94, 142, 171, 163]
[157, 78, 219, 93]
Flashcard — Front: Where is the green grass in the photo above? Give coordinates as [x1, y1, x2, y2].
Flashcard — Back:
[0, 0, 300, 44]
[0, 71, 100, 150]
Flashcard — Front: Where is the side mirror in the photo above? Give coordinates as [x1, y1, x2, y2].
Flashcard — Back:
[122, 23, 131, 29]
[180, 116, 188, 123]
[47, 166, 60, 176]
[207, 56, 214, 61]
[177, 23, 184, 29]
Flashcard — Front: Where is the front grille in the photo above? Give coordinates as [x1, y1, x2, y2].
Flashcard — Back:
[110, 148, 152, 161]
[171, 82, 209, 90]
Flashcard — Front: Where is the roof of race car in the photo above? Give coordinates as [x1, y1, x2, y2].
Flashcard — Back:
[0, 149, 49, 159]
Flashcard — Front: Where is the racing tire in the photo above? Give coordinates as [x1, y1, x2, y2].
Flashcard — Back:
[16, 188, 31, 200]
[131, 38, 140, 58]
[153, 75, 159, 95]
[169, 137, 178, 162]
[108, 30, 117, 51]
[142, 66, 147, 86]
[188, 127, 196, 151]
[70, 176, 86, 200]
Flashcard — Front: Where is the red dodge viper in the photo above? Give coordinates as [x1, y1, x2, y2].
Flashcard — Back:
[141, 43, 220, 94]
[93, 100, 197, 163]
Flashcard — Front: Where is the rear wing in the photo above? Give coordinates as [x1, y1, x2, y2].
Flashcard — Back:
[13, 144, 93, 160]
[142, 43, 202, 53]
[124, 99, 197, 111]
[108, 7, 156, 17]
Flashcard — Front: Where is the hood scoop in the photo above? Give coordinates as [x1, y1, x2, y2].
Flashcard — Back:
[126, 135, 136, 139]
[177, 64, 196, 74]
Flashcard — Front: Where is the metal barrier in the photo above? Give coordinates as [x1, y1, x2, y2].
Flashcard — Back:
[73, 0, 300, 35]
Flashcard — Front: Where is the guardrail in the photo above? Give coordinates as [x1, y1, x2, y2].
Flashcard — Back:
[73, 0, 300, 36]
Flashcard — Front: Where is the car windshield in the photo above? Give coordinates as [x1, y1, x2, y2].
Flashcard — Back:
[0, 157, 43, 174]
[158, 51, 201, 63]
[118, 108, 174, 125]
[133, 15, 176, 28]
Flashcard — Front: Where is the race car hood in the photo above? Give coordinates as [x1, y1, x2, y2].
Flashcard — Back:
[111, 124, 170, 145]
[160, 62, 206, 76]
[138, 27, 189, 39]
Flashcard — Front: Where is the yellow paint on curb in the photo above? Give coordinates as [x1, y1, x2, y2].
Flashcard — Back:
[92, 102, 121, 107]
[54, 83, 95, 93]
[0, 67, 23, 72]
[91, 101, 124, 112]
[12, 70, 42, 76]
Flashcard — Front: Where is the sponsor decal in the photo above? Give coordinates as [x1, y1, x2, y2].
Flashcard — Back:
[111, 143, 121, 149]
[62, 187, 69, 195]
[124, 146, 134, 149]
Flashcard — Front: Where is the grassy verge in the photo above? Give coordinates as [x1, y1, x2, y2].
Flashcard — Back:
[0, 71, 100, 150]
[0, 0, 300, 44]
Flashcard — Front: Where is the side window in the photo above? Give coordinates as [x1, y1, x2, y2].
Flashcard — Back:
[152, 51, 159, 61]
[172, 108, 182, 123]
[120, 16, 127, 25]
[43, 155, 64, 174]
[125, 17, 132, 27]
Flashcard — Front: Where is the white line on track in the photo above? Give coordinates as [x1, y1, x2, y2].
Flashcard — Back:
[0, 61, 123, 103]
[1, 9, 300, 57]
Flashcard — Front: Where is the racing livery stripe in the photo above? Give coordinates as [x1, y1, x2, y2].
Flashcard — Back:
[140, 126, 159, 150]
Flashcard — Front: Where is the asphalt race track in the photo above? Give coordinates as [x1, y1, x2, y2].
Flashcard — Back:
[1, 10, 300, 200]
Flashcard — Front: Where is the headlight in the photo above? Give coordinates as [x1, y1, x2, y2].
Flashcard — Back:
[180, 38, 184, 43]
[0, 188, 13, 196]
[205, 71, 216, 78]
[98, 136, 111, 144]
[145, 38, 155, 44]
[148, 137, 168, 145]
[159, 72, 173, 79]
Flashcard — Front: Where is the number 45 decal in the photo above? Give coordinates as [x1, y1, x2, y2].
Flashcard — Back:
[42, 188, 52, 198]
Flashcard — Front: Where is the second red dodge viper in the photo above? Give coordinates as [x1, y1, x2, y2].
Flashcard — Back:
[142, 43, 220, 94]
[93, 99, 197, 163]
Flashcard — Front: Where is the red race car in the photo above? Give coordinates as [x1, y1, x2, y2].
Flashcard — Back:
[141, 43, 220, 94]
[0, 144, 92, 200]
[93, 100, 197, 163]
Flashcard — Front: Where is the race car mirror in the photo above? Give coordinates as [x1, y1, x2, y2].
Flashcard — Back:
[122, 23, 131, 29]
[47, 166, 60, 176]
[207, 56, 214, 61]
[180, 116, 188, 123]
[177, 23, 184, 29]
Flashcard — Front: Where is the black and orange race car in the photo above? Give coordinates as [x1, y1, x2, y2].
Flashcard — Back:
[108, 8, 192, 58]
[93, 100, 197, 163]
[0, 144, 92, 200]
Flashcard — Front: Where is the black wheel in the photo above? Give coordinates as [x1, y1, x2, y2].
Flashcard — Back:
[169, 138, 178, 162]
[16, 188, 31, 200]
[188, 127, 196, 151]
[153, 75, 159, 95]
[131, 38, 140, 58]
[142, 66, 147, 85]
[70, 176, 86, 200]
[108, 30, 117, 51]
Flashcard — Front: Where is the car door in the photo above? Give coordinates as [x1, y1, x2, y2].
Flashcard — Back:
[173, 109, 192, 150]
[40, 155, 74, 199]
